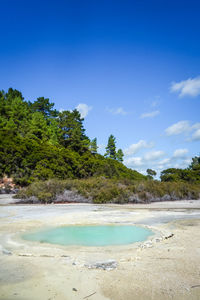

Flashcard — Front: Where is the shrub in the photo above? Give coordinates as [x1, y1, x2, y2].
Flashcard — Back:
[15, 177, 200, 204]
[38, 192, 53, 203]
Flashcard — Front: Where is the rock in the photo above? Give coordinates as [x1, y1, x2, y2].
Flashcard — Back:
[2, 248, 12, 255]
[155, 238, 162, 243]
[85, 259, 117, 271]
[72, 288, 77, 292]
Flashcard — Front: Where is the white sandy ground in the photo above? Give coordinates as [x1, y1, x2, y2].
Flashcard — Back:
[0, 195, 200, 300]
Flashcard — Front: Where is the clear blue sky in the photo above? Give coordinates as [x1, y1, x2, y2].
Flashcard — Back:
[0, 0, 200, 176]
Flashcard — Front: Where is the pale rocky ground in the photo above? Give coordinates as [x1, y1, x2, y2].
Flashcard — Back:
[0, 195, 200, 300]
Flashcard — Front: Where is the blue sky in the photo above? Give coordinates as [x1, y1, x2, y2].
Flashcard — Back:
[0, 0, 200, 176]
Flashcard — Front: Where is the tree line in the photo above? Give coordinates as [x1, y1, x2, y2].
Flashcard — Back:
[160, 156, 200, 183]
[0, 88, 199, 187]
[0, 88, 143, 185]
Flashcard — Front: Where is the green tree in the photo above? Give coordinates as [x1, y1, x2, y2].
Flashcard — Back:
[58, 109, 89, 153]
[28, 112, 48, 140]
[146, 169, 157, 180]
[116, 149, 124, 162]
[5, 88, 23, 101]
[105, 135, 116, 159]
[160, 168, 179, 182]
[30, 97, 58, 118]
[189, 156, 200, 170]
[90, 138, 98, 154]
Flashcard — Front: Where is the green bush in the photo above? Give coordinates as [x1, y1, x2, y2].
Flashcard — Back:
[38, 192, 53, 203]
[15, 177, 200, 204]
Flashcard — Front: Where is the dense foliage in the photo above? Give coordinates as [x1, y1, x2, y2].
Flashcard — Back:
[160, 156, 200, 183]
[0, 88, 145, 185]
[16, 177, 200, 204]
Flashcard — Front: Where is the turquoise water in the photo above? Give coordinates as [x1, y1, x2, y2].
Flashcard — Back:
[23, 225, 154, 246]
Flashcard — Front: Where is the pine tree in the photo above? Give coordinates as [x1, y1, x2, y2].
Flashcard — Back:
[105, 135, 116, 159]
[116, 149, 124, 162]
[90, 138, 98, 154]
[30, 97, 58, 118]
[58, 109, 90, 153]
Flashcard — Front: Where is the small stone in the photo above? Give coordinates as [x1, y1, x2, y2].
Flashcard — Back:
[72, 288, 77, 292]
[155, 238, 162, 243]
[2, 249, 12, 255]
[85, 259, 117, 271]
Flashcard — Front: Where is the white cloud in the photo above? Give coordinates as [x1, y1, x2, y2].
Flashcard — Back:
[76, 103, 92, 118]
[124, 145, 193, 177]
[107, 107, 127, 115]
[165, 121, 200, 141]
[192, 128, 200, 141]
[124, 156, 143, 167]
[173, 148, 188, 158]
[144, 150, 165, 161]
[191, 123, 200, 141]
[154, 158, 171, 171]
[124, 149, 194, 177]
[192, 123, 200, 130]
[157, 158, 171, 165]
[165, 120, 190, 136]
[124, 140, 154, 156]
[124, 150, 165, 169]
[140, 110, 160, 118]
[170, 76, 200, 97]
[183, 158, 192, 166]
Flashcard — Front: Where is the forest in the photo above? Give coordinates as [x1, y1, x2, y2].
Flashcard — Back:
[0, 88, 199, 203]
[0, 88, 145, 186]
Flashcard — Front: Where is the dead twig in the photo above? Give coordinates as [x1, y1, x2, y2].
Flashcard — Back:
[83, 291, 96, 299]
[191, 285, 200, 289]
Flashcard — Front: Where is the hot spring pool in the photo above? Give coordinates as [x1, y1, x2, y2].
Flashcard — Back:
[23, 225, 154, 246]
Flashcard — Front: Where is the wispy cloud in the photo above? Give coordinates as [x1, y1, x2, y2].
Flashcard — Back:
[107, 107, 128, 115]
[76, 103, 92, 118]
[144, 150, 165, 161]
[124, 149, 192, 176]
[192, 128, 200, 141]
[124, 150, 165, 168]
[165, 121, 200, 141]
[124, 140, 154, 156]
[170, 76, 200, 97]
[172, 148, 188, 158]
[140, 110, 160, 119]
[165, 121, 190, 136]
[124, 156, 143, 167]
[157, 158, 170, 166]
